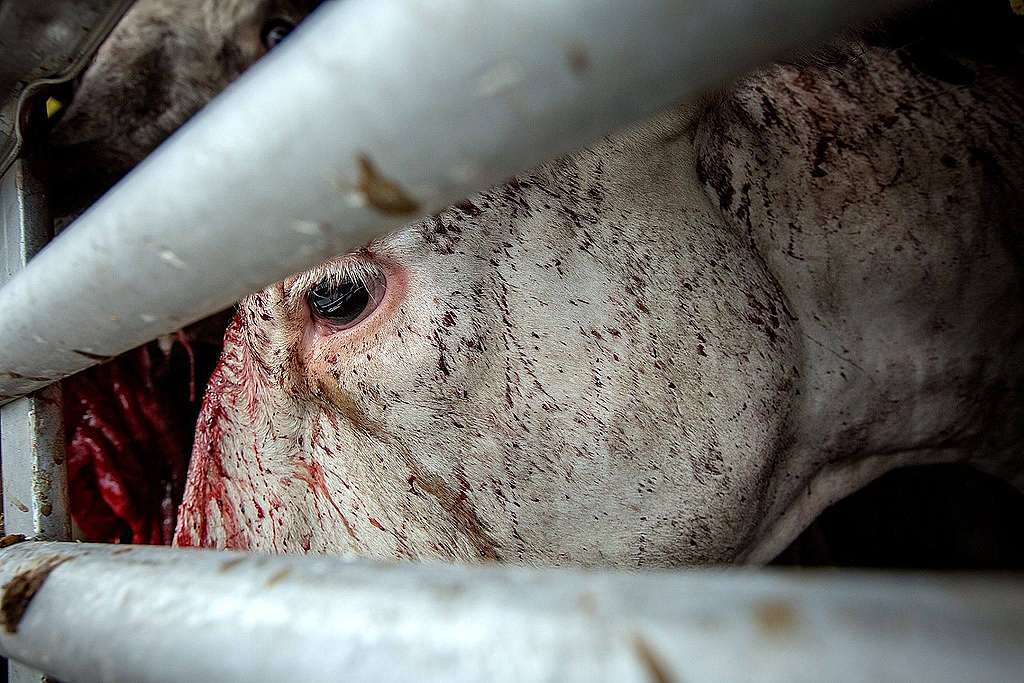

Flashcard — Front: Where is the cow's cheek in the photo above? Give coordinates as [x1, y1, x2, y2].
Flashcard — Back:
[173, 334, 256, 550]
[287, 256, 511, 560]
[174, 309, 306, 552]
[297, 258, 416, 427]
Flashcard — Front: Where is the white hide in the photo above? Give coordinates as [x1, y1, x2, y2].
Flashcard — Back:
[174, 41, 1024, 565]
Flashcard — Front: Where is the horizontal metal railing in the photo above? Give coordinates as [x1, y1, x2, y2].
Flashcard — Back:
[12, 2, 1019, 683]
[0, 542, 1020, 683]
[0, 0, 912, 405]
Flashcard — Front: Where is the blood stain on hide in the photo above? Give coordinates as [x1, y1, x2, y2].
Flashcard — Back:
[174, 317, 249, 550]
[2, 556, 70, 633]
[293, 458, 361, 544]
[356, 153, 421, 216]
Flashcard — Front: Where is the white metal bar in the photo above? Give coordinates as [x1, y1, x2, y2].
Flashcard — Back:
[0, 388, 67, 541]
[0, 3, 136, 672]
[0, 162, 70, 683]
[0, 0, 914, 404]
[0, 542, 1020, 683]
[0, 161, 71, 542]
[6, 664, 46, 683]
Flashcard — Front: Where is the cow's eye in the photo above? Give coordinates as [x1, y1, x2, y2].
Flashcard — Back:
[307, 273, 384, 329]
[261, 19, 295, 50]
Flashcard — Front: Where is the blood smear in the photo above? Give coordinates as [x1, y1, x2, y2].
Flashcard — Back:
[63, 338, 204, 544]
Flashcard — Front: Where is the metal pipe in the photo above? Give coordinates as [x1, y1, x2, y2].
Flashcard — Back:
[1, 161, 71, 543]
[0, 159, 70, 683]
[0, 0, 914, 403]
[0, 542, 1020, 683]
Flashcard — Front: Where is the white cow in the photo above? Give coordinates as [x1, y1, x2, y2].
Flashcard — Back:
[172, 5, 1024, 564]
[48, 1, 1024, 564]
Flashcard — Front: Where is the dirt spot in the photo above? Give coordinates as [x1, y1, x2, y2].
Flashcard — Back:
[33, 471, 53, 517]
[2, 556, 71, 633]
[264, 567, 292, 587]
[0, 535, 26, 548]
[219, 557, 245, 572]
[110, 547, 133, 556]
[631, 634, 678, 683]
[399, 454, 501, 561]
[753, 600, 798, 637]
[566, 44, 591, 76]
[577, 591, 598, 616]
[454, 199, 481, 217]
[356, 153, 420, 216]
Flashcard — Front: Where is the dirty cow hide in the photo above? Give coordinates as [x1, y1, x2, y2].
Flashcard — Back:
[41, 0, 323, 543]
[171, 3, 1024, 564]
[46, 0, 1024, 565]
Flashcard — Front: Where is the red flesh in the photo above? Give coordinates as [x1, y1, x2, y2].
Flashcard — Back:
[64, 340, 201, 544]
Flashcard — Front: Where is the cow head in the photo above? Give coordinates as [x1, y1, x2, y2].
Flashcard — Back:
[173, 6, 1024, 564]
[172, 106, 803, 564]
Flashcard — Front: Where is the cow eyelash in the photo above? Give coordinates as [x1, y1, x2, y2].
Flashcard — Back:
[286, 258, 384, 311]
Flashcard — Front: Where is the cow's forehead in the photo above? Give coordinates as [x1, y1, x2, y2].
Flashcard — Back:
[257, 104, 707, 334]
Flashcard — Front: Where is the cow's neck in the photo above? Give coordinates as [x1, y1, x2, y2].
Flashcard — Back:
[698, 46, 1024, 561]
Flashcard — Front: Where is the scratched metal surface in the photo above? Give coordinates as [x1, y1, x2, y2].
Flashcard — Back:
[0, 542, 1021, 683]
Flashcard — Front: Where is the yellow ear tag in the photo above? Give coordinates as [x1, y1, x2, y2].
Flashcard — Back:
[45, 96, 64, 119]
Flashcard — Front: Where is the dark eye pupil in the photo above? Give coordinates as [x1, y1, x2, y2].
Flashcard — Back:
[308, 278, 370, 325]
[262, 20, 294, 49]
